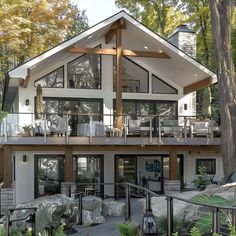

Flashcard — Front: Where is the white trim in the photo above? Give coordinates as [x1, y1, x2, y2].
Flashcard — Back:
[8, 11, 217, 85]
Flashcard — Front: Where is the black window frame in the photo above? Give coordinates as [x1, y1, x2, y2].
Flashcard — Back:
[34, 66, 64, 88]
[113, 56, 149, 93]
[67, 45, 102, 90]
[152, 74, 178, 94]
[196, 158, 216, 175]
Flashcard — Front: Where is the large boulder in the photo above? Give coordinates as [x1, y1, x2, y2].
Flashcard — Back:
[102, 199, 126, 216]
[14, 194, 79, 234]
[139, 191, 200, 217]
[82, 210, 105, 226]
[82, 196, 105, 225]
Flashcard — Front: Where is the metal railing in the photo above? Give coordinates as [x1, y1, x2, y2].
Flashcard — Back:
[0, 112, 221, 144]
[5, 207, 37, 236]
[63, 182, 236, 236]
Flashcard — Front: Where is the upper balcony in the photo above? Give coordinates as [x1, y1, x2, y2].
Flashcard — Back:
[0, 113, 221, 146]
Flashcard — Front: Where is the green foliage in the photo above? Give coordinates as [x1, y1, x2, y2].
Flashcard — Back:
[229, 224, 236, 236]
[54, 224, 65, 236]
[115, 0, 186, 37]
[156, 215, 179, 234]
[116, 222, 138, 236]
[192, 166, 210, 190]
[24, 228, 32, 236]
[190, 226, 201, 236]
[191, 194, 235, 208]
[0, 227, 5, 236]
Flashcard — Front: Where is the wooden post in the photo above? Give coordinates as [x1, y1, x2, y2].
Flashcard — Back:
[3, 146, 12, 188]
[169, 150, 177, 180]
[64, 146, 73, 182]
[115, 27, 123, 129]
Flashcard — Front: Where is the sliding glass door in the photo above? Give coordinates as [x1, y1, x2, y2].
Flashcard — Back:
[35, 155, 64, 198]
[74, 155, 104, 196]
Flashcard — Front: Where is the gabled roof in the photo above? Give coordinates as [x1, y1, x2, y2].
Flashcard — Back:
[8, 10, 217, 94]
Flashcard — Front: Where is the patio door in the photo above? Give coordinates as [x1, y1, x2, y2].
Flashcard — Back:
[35, 155, 64, 198]
[115, 155, 137, 197]
[74, 155, 104, 196]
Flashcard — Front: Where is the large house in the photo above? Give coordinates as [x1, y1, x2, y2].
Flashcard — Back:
[0, 11, 221, 213]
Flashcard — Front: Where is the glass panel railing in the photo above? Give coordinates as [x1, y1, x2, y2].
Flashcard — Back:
[0, 113, 221, 143]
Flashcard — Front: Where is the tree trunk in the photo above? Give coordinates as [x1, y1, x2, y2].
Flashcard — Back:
[209, 0, 236, 179]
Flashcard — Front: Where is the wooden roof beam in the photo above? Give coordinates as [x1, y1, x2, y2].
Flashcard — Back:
[123, 49, 170, 58]
[105, 18, 126, 44]
[183, 77, 213, 95]
[22, 68, 31, 88]
[68, 47, 170, 58]
[68, 47, 116, 55]
[110, 18, 126, 30]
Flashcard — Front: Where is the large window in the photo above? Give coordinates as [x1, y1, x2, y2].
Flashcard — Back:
[116, 100, 177, 118]
[74, 155, 104, 196]
[196, 158, 216, 175]
[152, 74, 177, 94]
[43, 97, 103, 136]
[34, 67, 64, 88]
[67, 46, 101, 89]
[113, 57, 149, 93]
[35, 155, 64, 198]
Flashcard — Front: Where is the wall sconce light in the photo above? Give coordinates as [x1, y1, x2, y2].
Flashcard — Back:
[25, 99, 30, 106]
[22, 155, 27, 163]
[184, 103, 188, 110]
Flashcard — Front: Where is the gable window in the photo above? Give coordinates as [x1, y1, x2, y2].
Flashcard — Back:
[34, 67, 64, 88]
[113, 57, 149, 93]
[67, 47, 101, 89]
[196, 158, 216, 175]
[152, 74, 177, 94]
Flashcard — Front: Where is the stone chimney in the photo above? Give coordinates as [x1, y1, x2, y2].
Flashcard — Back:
[168, 25, 197, 116]
[168, 24, 196, 59]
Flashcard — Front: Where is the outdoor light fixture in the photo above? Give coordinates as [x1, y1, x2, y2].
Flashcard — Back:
[142, 211, 158, 235]
[25, 99, 30, 106]
[22, 155, 27, 163]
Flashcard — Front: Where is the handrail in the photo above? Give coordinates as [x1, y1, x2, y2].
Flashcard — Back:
[64, 181, 236, 236]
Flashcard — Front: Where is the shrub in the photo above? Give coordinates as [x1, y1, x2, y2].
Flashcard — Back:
[116, 222, 138, 236]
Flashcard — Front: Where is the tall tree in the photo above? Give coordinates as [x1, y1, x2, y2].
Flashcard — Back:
[115, 0, 185, 37]
[209, 0, 236, 178]
[0, 0, 88, 96]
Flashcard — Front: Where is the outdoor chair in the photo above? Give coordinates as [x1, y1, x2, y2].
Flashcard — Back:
[192, 120, 215, 137]
[162, 119, 183, 137]
[128, 119, 153, 136]
[48, 115, 70, 136]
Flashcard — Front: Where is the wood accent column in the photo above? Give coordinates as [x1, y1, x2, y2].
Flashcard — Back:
[3, 146, 12, 187]
[169, 150, 178, 180]
[115, 27, 123, 129]
[64, 146, 73, 182]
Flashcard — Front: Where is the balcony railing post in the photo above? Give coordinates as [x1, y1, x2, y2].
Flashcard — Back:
[212, 207, 220, 233]
[125, 184, 131, 221]
[158, 117, 162, 144]
[65, 115, 69, 143]
[124, 115, 127, 144]
[43, 114, 47, 143]
[184, 116, 187, 143]
[89, 114, 93, 143]
[149, 117, 152, 144]
[167, 196, 173, 236]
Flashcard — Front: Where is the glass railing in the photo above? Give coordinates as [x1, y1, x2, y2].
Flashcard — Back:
[0, 112, 221, 143]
